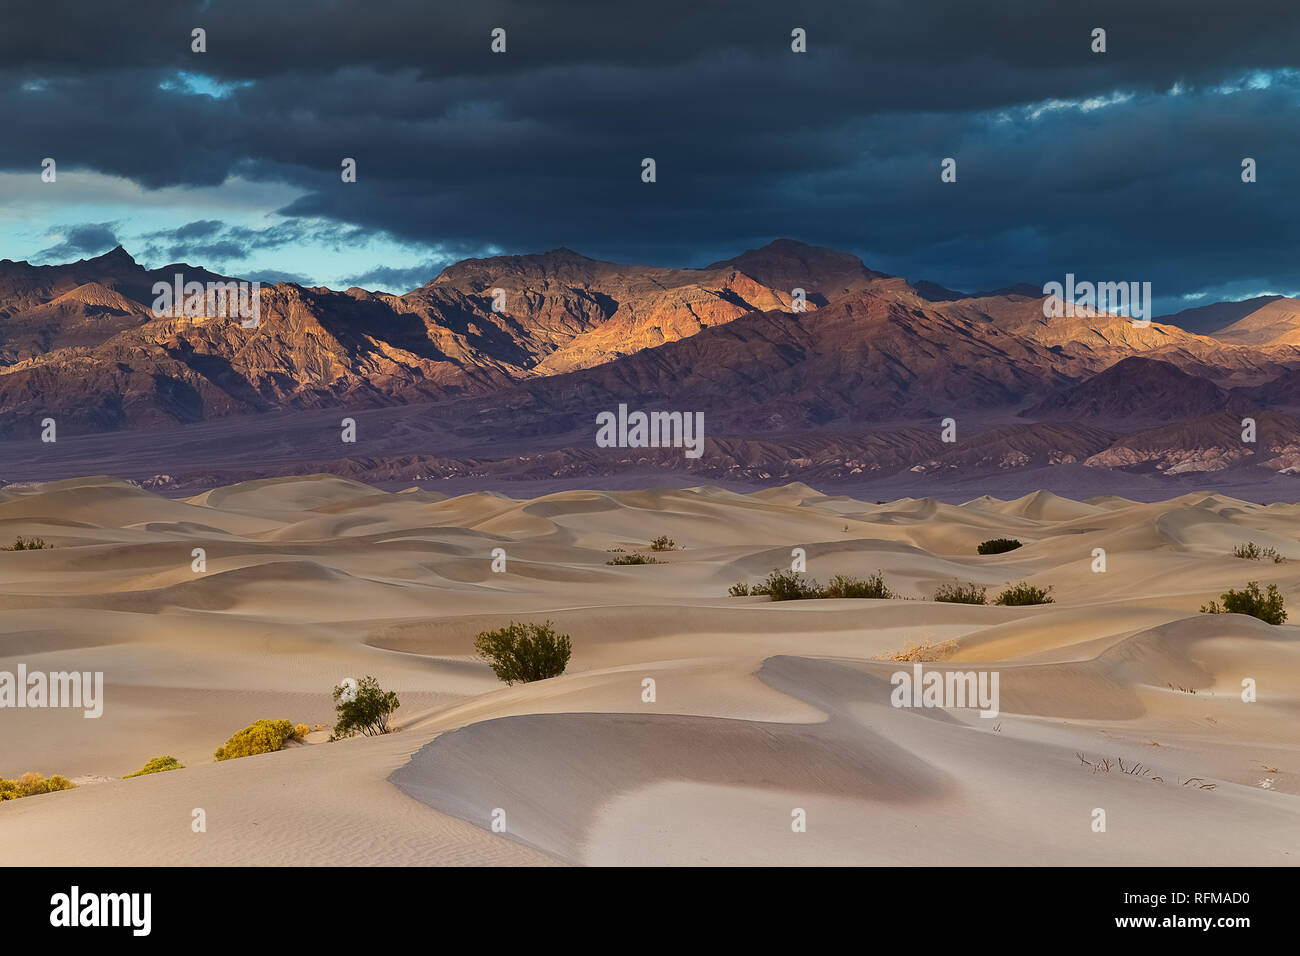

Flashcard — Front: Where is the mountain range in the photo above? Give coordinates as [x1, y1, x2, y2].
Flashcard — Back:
[3, 239, 1300, 492]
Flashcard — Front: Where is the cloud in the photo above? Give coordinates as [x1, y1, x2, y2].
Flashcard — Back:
[3, 1, 1299, 300]
[248, 268, 315, 285]
[339, 262, 441, 293]
[170, 219, 223, 239]
[340, 242, 503, 292]
[36, 221, 119, 260]
[134, 218, 371, 268]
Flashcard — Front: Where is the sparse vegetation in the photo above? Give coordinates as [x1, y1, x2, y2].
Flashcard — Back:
[934, 581, 988, 605]
[1, 536, 51, 551]
[124, 756, 184, 778]
[977, 538, 1022, 555]
[474, 621, 572, 685]
[1200, 581, 1287, 625]
[606, 553, 659, 565]
[330, 675, 400, 739]
[824, 572, 893, 599]
[993, 582, 1054, 606]
[729, 569, 894, 601]
[649, 535, 677, 552]
[882, 639, 959, 662]
[1233, 542, 1286, 563]
[755, 569, 823, 600]
[1075, 753, 1163, 782]
[214, 718, 302, 761]
[0, 772, 76, 800]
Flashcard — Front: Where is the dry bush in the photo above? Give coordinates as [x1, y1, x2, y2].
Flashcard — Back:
[882, 639, 958, 662]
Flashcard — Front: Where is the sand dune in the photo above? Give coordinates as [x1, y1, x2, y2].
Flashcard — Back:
[1, 475, 1298, 865]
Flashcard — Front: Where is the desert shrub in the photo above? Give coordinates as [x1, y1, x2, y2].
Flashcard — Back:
[934, 582, 988, 604]
[730, 570, 894, 601]
[2, 536, 51, 551]
[294, 723, 311, 740]
[882, 639, 959, 662]
[824, 572, 893, 599]
[994, 582, 1054, 606]
[330, 676, 400, 740]
[757, 569, 824, 601]
[1232, 542, 1286, 563]
[214, 718, 300, 761]
[0, 772, 76, 799]
[313, 723, 326, 732]
[474, 621, 572, 685]
[649, 535, 677, 552]
[42, 775, 76, 793]
[1200, 581, 1287, 625]
[977, 538, 1022, 555]
[124, 755, 184, 778]
[606, 553, 659, 565]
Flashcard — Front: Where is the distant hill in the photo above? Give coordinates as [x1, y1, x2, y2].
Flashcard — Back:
[5, 240, 1300, 489]
[1158, 295, 1285, 336]
[1023, 356, 1229, 422]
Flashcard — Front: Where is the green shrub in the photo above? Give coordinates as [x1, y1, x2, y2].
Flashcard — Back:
[474, 621, 572, 685]
[1232, 542, 1286, 563]
[330, 676, 400, 740]
[977, 538, 1022, 555]
[756, 569, 823, 601]
[214, 719, 300, 761]
[824, 572, 892, 599]
[1200, 582, 1287, 625]
[124, 755, 184, 778]
[606, 553, 659, 565]
[994, 582, 1054, 606]
[2, 536, 51, 551]
[729, 570, 894, 600]
[649, 535, 677, 552]
[0, 772, 76, 799]
[934, 582, 988, 604]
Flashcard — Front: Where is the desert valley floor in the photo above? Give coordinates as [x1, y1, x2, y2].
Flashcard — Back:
[1, 474, 1298, 865]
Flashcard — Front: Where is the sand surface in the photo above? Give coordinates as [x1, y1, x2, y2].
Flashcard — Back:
[1, 476, 1298, 865]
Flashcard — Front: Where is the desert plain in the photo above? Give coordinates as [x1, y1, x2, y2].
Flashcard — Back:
[0, 473, 1297, 865]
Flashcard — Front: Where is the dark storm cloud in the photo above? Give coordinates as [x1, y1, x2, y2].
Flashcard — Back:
[4, 1, 1300, 303]
[37, 222, 120, 260]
